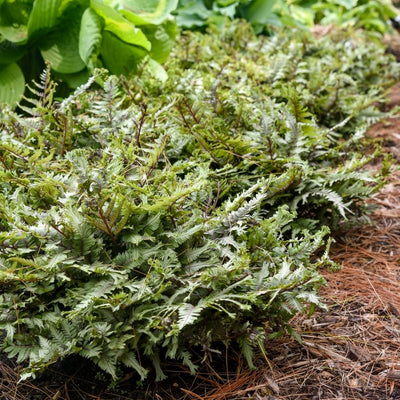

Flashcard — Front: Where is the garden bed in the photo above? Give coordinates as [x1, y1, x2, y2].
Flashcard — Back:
[1, 24, 400, 400]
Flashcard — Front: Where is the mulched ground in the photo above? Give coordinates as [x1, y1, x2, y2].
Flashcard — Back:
[2, 35, 400, 400]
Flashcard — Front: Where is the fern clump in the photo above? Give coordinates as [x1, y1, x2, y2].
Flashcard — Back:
[0, 21, 397, 380]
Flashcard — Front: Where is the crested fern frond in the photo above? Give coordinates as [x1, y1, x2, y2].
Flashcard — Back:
[178, 302, 205, 329]
[236, 335, 256, 370]
[311, 188, 350, 218]
[19, 64, 57, 117]
[120, 352, 148, 380]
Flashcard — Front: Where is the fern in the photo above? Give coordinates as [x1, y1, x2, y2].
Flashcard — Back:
[0, 20, 397, 381]
[18, 64, 57, 117]
[237, 335, 256, 370]
[178, 303, 205, 329]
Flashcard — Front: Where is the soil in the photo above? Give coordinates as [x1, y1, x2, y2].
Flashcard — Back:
[2, 36, 400, 400]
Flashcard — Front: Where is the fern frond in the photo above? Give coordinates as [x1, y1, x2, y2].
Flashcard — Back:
[120, 352, 148, 380]
[178, 302, 205, 329]
[19, 64, 57, 116]
[311, 188, 350, 218]
[237, 335, 256, 370]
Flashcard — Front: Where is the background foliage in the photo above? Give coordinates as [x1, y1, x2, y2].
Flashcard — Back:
[0, 21, 398, 380]
[175, 0, 397, 34]
[0, 0, 178, 105]
[1, 0, 398, 106]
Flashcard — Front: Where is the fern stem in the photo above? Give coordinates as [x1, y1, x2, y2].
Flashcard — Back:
[99, 208, 117, 246]
[0, 144, 28, 162]
[133, 103, 147, 148]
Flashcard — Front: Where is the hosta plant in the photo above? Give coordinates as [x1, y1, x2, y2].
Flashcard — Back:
[303, 0, 397, 34]
[0, 21, 397, 381]
[175, 0, 397, 35]
[0, 0, 178, 105]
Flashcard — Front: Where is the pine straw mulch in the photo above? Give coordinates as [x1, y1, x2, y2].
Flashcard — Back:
[2, 60, 400, 400]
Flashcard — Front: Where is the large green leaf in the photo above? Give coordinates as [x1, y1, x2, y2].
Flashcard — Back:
[0, 0, 33, 22]
[79, 7, 104, 70]
[108, 0, 178, 24]
[27, 0, 67, 39]
[139, 20, 177, 63]
[240, 0, 278, 24]
[100, 30, 147, 75]
[55, 68, 90, 88]
[0, 38, 27, 64]
[0, 24, 28, 43]
[0, 62, 25, 105]
[174, 1, 213, 28]
[333, 0, 357, 9]
[40, 5, 86, 73]
[0, 0, 32, 43]
[91, 0, 151, 50]
[288, 5, 314, 27]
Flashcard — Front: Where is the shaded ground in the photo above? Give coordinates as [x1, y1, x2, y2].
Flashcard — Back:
[2, 38, 400, 400]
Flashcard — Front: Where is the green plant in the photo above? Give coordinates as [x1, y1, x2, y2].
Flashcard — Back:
[175, 0, 285, 33]
[0, 0, 178, 105]
[293, 0, 397, 34]
[175, 0, 397, 36]
[0, 21, 397, 381]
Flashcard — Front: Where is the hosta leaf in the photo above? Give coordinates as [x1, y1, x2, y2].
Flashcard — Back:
[54, 68, 90, 88]
[100, 30, 147, 75]
[91, 0, 151, 50]
[79, 7, 103, 70]
[174, 1, 212, 28]
[289, 5, 314, 27]
[0, 0, 32, 25]
[240, 0, 276, 24]
[0, 62, 25, 105]
[40, 7, 86, 74]
[112, 0, 178, 25]
[27, 0, 81, 39]
[140, 19, 177, 64]
[0, 38, 27, 64]
[332, 0, 358, 9]
[0, 24, 28, 43]
[0, 0, 31, 43]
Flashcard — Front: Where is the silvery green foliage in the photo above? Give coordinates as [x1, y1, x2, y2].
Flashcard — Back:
[0, 22, 397, 380]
